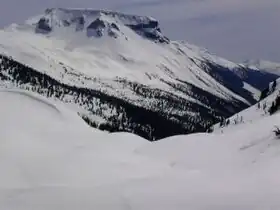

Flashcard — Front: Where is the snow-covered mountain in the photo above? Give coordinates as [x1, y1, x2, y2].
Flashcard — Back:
[1, 87, 280, 209]
[0, 8, 279, 140]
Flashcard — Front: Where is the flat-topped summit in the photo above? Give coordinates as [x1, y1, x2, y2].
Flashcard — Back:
[32, 8, 169, 43]
[44, 8, 157, 24]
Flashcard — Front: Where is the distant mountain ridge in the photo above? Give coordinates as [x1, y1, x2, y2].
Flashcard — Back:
[243, 59, 280, 75]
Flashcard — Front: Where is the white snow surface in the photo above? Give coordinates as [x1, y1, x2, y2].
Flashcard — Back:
[1, 88, 280, 209]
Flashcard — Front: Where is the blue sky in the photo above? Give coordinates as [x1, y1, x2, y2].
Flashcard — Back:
[0, 0, 279, 62]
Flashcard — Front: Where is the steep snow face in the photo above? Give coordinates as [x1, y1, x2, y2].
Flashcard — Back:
[0, 8, 278, 140]
[1, 89, 280, 209]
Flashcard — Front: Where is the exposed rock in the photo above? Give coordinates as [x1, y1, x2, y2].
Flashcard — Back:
[87, 18, 106, 30]
[110, 23, 120, 31]
[36, 18, 52, 33]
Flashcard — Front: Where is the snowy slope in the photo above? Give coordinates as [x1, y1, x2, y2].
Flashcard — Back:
[213, 77, 280, 134]
[0, 8, 278, 140]
[1, 88, 280, 209]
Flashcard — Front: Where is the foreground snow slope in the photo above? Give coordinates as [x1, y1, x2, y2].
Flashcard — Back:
[1, 8, 278, 140]
[1, 89, 280, 209]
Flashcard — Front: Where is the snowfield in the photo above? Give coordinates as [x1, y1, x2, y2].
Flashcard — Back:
[1, 89, 280, 209]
